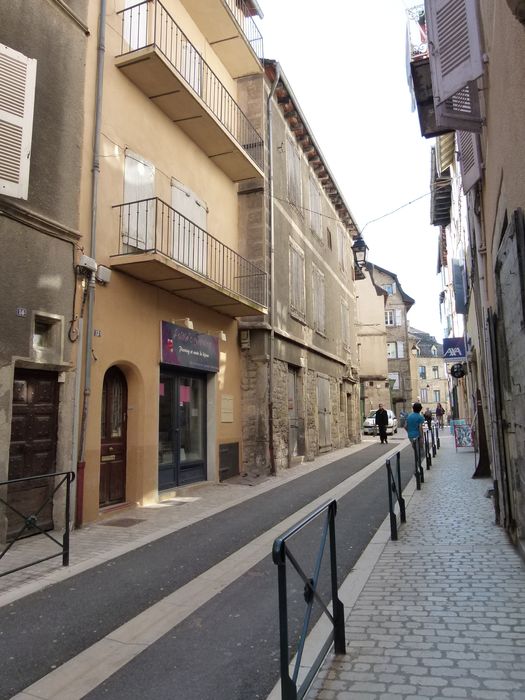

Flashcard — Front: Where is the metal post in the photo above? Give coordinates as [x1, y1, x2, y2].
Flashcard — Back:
[328, 502, 345, 654]
[425, 430, 432, 469]
[386, 460, 397, 540]
[431, 424, 437, 457]
[63, 472, 72, 566]
[413, 440, 421, 490]
[276, 560, 296, 700]
[396, 451, 406, 523]
[435, 423, 440, 449]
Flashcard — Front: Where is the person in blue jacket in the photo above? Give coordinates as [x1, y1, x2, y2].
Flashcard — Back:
[406, 402, 425, 466]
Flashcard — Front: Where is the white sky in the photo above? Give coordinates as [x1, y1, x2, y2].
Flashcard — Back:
[257, 0, 444, 342]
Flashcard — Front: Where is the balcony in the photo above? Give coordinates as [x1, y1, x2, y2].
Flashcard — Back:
[178, 0, 263, 78]
[111, 198, 268, 317]
[115, 0, 264, 182]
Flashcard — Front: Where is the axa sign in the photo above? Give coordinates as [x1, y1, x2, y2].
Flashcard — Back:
[443, 337, 466, 361]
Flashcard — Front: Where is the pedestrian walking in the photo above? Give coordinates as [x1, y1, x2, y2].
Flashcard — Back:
[407, 402, 425, 467]
[423, 406, 433, 429]
[374, 403, 389, 444]
[435, 402, 445, 428]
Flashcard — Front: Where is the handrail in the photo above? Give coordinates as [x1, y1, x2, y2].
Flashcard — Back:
[113, 197, 268, 308]
[0, 471, 75, 577]
[385, 452, 406, 541]
[223, 0, 263, 59]
[273, 500, 345, 700]
[117, 0, 264, 171]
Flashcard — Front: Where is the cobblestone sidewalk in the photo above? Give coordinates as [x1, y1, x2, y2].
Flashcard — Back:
[306, 434, 525, 700]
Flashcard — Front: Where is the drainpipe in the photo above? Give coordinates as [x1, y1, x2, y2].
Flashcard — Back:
[76, 0, 106, 527]
[267, 62, 280, 475]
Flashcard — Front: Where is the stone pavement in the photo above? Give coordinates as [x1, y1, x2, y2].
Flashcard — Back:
[304, 432, 525, 700]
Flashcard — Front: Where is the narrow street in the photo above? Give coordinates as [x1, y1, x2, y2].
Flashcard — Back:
[0, 440, 415, 700]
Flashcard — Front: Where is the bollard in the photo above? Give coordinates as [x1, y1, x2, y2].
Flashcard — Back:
[424, 429, 432, 469]
[431, 423, 437, 457]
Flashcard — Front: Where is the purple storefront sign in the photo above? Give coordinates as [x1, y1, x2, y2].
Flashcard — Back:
[161, 321, 219, 372]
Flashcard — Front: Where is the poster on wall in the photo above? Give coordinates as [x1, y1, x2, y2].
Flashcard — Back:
[161, 321, 219, 372]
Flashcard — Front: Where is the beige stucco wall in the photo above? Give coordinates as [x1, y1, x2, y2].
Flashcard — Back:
[79, 0, 259, 523]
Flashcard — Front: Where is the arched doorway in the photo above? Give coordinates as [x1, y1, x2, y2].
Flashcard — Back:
[99, 366, 127, 508]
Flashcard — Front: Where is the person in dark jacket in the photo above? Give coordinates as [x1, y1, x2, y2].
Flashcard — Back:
[375, 403, 389, 444]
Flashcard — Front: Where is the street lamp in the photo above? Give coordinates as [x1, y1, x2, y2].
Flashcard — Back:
[352, 234, 369, 269]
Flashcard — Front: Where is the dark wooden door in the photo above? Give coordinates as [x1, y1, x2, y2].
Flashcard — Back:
[99, 367, 127, 507]
[7, 369, 59, 540]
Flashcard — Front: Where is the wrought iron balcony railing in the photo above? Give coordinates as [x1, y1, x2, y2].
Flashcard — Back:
[113, 197, 267, 309]
[222, 0, 263, 59]
[117, 0, 263, 171]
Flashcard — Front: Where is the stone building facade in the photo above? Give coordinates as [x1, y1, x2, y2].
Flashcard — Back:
[240, 61, 362, 474]
[0, 1, 88, 540]
[369, 265, 416, 418]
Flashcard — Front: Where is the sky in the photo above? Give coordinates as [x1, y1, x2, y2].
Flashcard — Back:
[256, 1, 444, 342]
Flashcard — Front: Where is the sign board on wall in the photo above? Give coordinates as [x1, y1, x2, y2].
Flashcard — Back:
[161, 321, 219, 372]
[443, 337, 466, 361]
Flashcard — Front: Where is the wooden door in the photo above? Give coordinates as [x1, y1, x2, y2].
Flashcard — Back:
[99, 367, 127, 507]
[7, 369, 59, 539]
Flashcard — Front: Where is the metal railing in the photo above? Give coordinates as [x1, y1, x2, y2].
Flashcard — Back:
[424, 427, 432, 469]
[117, 0, 264, 171]
[113, 197, 268, 308]
[385, 452, 406, 541]
[411, 437, 424, 490]
[223, 0, 264, 59]
[0, 471, 75, 577]
[273, 500, 345, 700]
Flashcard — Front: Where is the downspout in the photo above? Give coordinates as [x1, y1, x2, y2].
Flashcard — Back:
[76, 0, 106, 527]
[267, 62, 280, 475]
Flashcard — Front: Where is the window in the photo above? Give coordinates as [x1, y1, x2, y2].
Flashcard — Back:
[289, 242, 305, 320]
[434, 390, 441, 403]
[431, 345, 438, 356]
[385, 310, 395, 326]
[0, 44, 37, 200]
[432, 366, 440, 379]
[421, 388, 428, 403]
[286, 138, 302, 209]
[171, 178, 207, 274]
[419, 366, 427, 379]
[382, 283, 396, 295]
[387, 342, 397, 359]
[326, 228, 332, 250]
[388, 372, 400, 390]
[309, 175, 322, 238]
[123, 150, 156, 250]
[337, 225, 346, 271]
[341, 299, 350, 349]
[312, 265, 326, 334]
[32, 313, 63, 363]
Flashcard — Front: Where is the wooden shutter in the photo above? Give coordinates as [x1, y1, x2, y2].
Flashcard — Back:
[395, 308, 403, 326]
[0, 44, 37, 200]
[171, 178, 207, 274]
[397, 341, 405, 358]
[312, 265, 325, 334]
[457, 131, 482, 193]
[123, 150, 155, 249]
[434, 80, 482, 132]
[425, 0, 483, 104]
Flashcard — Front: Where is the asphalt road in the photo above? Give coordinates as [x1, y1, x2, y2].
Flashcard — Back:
[0, 441, 416, 700]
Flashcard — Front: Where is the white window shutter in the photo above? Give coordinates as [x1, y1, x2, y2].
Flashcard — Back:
[0, 44, 37, 200]
[397, 341, 405, 358]
[457, 131, 482, 193]
[395, 308, 403, 326]
[425, 0, 483, 104]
